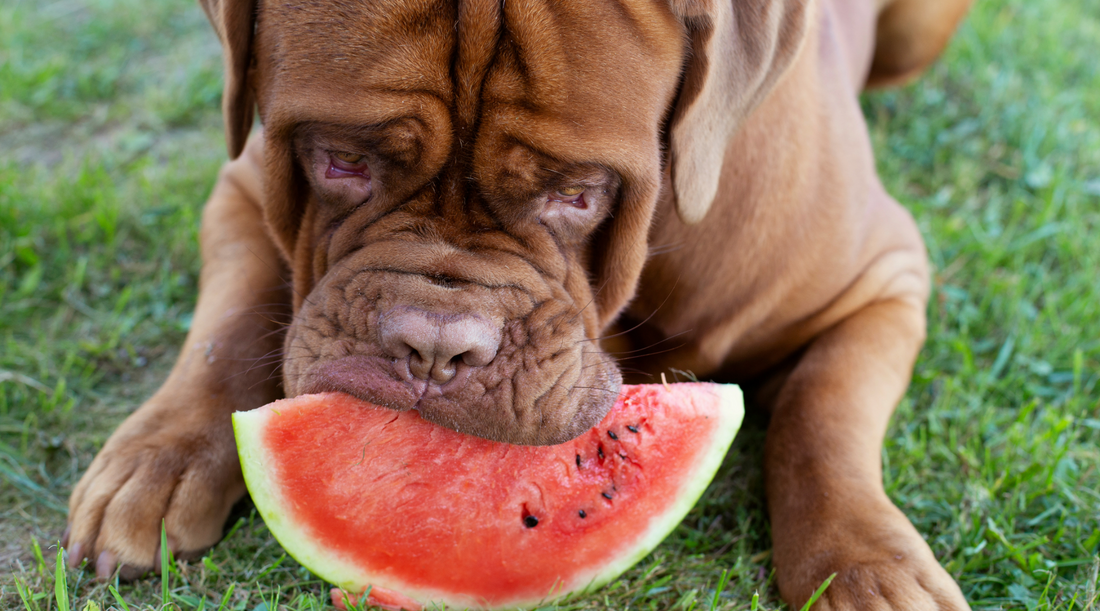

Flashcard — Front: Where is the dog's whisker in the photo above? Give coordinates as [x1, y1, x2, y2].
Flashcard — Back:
[220, 344, 288, 363]
[580, 329, 693, 356]
[568, 385, 618, 394]
[245, 245, 315, 307]
[237, 302, 297, 311]
[647, 242, 686, 257]
[596, 342, 690, 363]
[578, 360, 653, 377]
[245, 326, 293, 345]
[566, 277, 609, 325]
[577, 276, 682, 343]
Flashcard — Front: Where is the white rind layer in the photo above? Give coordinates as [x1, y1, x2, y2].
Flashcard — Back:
[233, 383, 744, 610]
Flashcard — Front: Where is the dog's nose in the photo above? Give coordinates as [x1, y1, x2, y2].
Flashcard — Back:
[379, 308, 501, 384]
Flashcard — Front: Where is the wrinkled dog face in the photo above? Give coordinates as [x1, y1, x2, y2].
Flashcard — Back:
[252, 0, 687, 444]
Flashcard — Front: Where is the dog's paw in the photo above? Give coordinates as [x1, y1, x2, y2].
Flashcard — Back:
[794, 558, 968, 611]
[64, 397, 246, 579]
[774, 498, 970, 611]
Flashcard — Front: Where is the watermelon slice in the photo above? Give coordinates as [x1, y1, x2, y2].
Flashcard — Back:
[233, 383, 743, 610]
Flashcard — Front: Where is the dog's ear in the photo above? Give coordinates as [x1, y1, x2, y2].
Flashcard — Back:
[198, 0, 257, 159]
[668, 0, 812, 224]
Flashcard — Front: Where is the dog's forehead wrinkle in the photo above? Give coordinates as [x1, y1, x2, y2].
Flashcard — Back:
[452, 0, 505, 136]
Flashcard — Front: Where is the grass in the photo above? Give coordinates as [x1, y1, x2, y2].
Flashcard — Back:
[1, 0, 1098, 608]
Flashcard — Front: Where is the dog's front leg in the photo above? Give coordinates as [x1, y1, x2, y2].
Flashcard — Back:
[765, 297, 970, 610]
[65, 133, 290, 578]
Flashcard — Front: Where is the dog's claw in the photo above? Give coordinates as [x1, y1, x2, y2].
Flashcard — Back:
[119, 563, 146, 581]
[95, 550, 117, 580]
[152, 535, 178, 573]
[66, 541, 83, 569]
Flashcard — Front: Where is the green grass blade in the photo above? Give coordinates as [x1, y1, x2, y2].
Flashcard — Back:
[223, 517, 246, 542]
[108, 585, 131, 611]
[255, 554, 287, 580]
[14, 577, 41, 611]
[709, 569, 731, 609]
[215, 584, 235, 611]
[0, 455, 68, 512]
[31, 537, 47, 578]
[161, 519, 171, 607]
[798, 573, 836, 611]
[345, 585, 371, 611]
[54, 545, 70, 611]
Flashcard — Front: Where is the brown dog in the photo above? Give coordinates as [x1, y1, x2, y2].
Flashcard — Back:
[65, 0, 973, 608]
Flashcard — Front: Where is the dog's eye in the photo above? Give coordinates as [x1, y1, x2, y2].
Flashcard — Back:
[550, 186, 586, 207]
[326, 151, 370, 179]
[333, 151, 366, 164]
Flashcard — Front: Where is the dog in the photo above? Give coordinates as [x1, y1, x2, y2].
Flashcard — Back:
[64, 0, 973, 608]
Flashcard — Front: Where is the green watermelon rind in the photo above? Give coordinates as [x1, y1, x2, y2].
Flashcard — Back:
[234, 404, 399, 599]
[232, 384, 744, 610]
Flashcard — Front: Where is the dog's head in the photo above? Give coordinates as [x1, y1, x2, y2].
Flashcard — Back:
[199, 0, 809, 444]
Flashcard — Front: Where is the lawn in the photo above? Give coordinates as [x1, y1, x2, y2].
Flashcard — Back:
[1, 0, 1098, 609]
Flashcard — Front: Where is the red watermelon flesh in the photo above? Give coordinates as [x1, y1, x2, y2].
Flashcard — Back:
[233, 383, 743, 610]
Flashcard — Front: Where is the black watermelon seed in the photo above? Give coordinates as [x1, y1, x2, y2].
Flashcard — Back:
[608, 430, 618, 440]
[619, 453, 627, 459]
[602, 492, 613, 500]
[627, 425, 639, 433]
[578, 510, 587, 518]
[575, 453, 581, 467]
[524, 515, 539, 528]
[598, 446, 604, 460]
